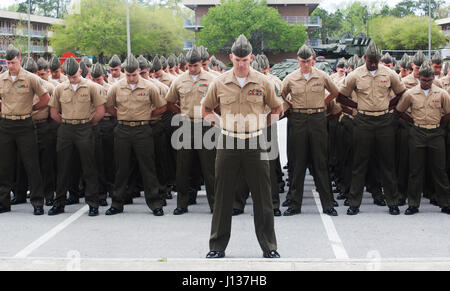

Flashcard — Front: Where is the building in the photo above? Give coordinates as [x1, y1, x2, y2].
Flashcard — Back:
[435, 18, 450, 59]
[182, 0, 322, 63]
[0, 10, 63, 57]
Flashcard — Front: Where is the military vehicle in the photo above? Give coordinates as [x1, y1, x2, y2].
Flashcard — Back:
[270, 59, 332, 81]
[313, 33, 371, 59]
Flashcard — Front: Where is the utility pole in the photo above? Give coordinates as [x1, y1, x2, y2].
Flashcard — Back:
[28, 0, 31, 57]
[126, 0, 131, 58]
[429, 0, 432, 57]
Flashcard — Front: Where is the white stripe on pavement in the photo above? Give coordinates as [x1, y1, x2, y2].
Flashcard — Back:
[13, 205, 89, 258]
[312, 189, 349, 260]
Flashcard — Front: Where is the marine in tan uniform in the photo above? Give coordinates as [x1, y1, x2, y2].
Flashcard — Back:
[0, 45, 50, 215]
[199, 46, 221, 78]
[281, 45, 339, 216]
[166, 46, 216, 215]
[13, 57, 58, 206]
[152, 56, 176, 88]
[202, 35, 282, 259]
[396, 61, 450, 215]
[36, 57, 59, 87]
[105, 55, 167, 216]
[178, 53, 187, 73]
[431, 52, 445, 80]
[137, 55, 173, 203]
[49, 55, 68, 84]
[381, 53, 394, 69]
[107, 55, 125, 84]
[48, 57, 106, 217]
[167, 55, 179, 76]
[337, 41, 407, 215]
[91, 63, 115, 206]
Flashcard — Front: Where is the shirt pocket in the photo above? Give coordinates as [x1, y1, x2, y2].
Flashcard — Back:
[136, 92, 150, 104]
[220, 95, 237, 106]
[378, 78, 391, 88]
[60, 93, 72, 104]
[117, 93, 128, 104]
[77, 93, 91, 103]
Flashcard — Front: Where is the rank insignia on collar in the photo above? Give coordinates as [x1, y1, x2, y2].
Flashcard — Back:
[18, 84, 29, 88]
[248, 89, 263, 96]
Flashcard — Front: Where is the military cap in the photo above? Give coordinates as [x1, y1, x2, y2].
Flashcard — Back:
[151, 56, 162, 72]
[413, 51, 427, 67]
[347, 57, 356, 70]
[91, 63, 104, 79]
[81, 56, 92, 68]
[79, 60, 89, 78]
[405, 57, 413, 71]
[186, 46, 202, 64]
[36, 57, 49, 71]
[431, 51, 443, 65]
[108, 55, 122, 68]
[62, 57, 80, 76]
[160, 56, 167, 70]
[167, 55, 177, 68]
[178, 53, 186, 66]
[49, 55, 61, 71]
[357, 57, 366, 68]
[381, 53, 393, 64]
[419, 60, 434, 77]
[231, 34, 252, 58]
[198, 46, 210, 62]
[364, 41, 381, 60]
[337, 58, 347, 69]
[444, 62, 450, 75]
[137, 55, 150, 70]
[5, 44, 20, 61]
[251, 61, 261, 72]
[210, 55, 218, 66]
[297, 44, 314, 59]
[124, 54, 139, 73]
[21, 57, 38, 73]
[261, 54, 270, 69]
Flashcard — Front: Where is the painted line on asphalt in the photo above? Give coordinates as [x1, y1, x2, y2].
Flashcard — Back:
[13, 205, 89, 258]
[312, 189, 349, 260]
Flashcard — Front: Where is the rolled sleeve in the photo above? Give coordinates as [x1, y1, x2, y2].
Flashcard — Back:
[390, 72, 407, 95]
[150, 86, 167, 109]
[165, 79, 180, 103]
[90, 83, 106, 107]
[201, 81, 219, 110]
[396, 91, 412, 112]
[339, 72, 357, 97]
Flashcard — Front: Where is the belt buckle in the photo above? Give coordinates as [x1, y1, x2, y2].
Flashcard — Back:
[73, 120, 79, 125]
[307, 109, 313, 114]
[11, 116, 18, 120]
[130, 122, 136, 127]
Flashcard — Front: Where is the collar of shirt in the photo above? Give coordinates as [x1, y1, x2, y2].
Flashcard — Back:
[223, 68, 259, 88]
[64, 77, 89, 91]
[119, 77, 146, 90]
[292, 67, 319, 82]
[3, 67, 26, 82]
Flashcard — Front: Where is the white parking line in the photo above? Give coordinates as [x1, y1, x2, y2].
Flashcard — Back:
[312, 189, 349, 260]
[13, 205, 89, 258]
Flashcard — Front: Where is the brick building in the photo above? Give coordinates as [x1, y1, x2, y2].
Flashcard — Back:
[0, 10, 63, 57]
[182, 0, 321, 64]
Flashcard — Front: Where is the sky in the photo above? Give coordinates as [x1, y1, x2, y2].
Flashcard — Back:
[0, 0, 449, 12]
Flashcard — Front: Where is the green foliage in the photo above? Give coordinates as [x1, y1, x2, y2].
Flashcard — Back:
[16, 0, 71, 18]
[368, 15, 447, 50]
[50, 0, 188, 58]
[197, 0, 307, 54]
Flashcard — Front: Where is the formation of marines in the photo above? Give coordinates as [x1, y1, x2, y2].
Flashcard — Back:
[1, 34, 450, 259]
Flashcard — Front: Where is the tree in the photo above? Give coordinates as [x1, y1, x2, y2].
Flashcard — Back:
[50, 0, 188, 58]
[196, 0, 307, 55]
[16, 0, 71, 18]
[368, 15, 447, 50]
[311, 8, 343, 42]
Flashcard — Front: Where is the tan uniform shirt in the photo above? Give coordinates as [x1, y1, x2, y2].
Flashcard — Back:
[331, 73, 346, 85]
[165, 70, 214, 120]
[32, 79, 55, 121]
[441, 75, 450, 90]
[201, 68, 282, 133]
[397, 84, 450, 125]
[281, 67, 339, 109]
[106, 77, 166, 121]
[50, 73, 68, 84]
[147, 78, 169, 122]
[157, 71, 176, 88]
[340, 65, 406, 111]
[49, 78, 105, 120]
[0, 68, 48, 116]
[101, 82, 112, 117]
[47, 78, 59, 87]
[402, 73, 443, 90]
[107, 72, 125, 84]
